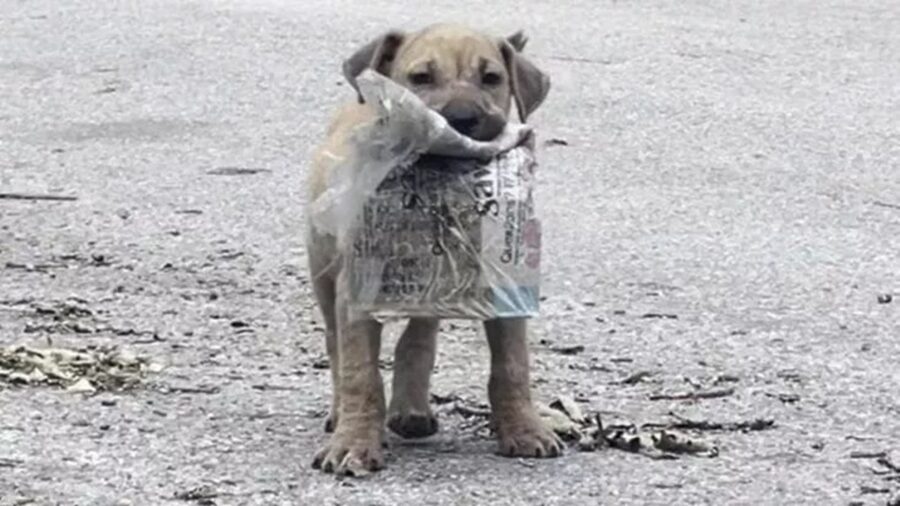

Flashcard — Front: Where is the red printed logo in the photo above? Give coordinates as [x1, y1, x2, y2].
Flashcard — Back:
[523, 219, 541, 249]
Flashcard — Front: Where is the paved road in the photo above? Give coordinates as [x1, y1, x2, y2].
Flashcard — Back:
[1, 0, 898, 504]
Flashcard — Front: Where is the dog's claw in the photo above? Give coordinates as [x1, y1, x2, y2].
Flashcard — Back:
[311, 448, 327, 470]
[312, 430, 385, 476]
[336, 451, 384, 477]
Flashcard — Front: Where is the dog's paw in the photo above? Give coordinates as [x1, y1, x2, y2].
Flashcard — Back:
[387, 409, 439, 439]
[312, 430, 385, 477]
[496, 411, 565, 458]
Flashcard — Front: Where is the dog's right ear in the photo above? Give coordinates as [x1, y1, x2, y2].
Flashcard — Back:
[342, 31, 405, 103]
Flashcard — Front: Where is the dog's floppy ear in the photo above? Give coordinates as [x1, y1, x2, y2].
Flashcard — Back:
[500, 32, 550, 122]
[506, 30, 529, 51]
[342, 31, 405, 103]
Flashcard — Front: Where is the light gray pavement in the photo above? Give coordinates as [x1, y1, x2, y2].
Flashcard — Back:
[1, 0, 898, 504]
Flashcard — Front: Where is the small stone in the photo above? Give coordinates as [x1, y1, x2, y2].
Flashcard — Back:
[146, 363, 165, 373]
[115, 349, 138, 365]
[877, 294, 893, 304]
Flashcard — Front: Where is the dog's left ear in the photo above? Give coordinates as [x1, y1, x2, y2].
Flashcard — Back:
[500, 32, 551, 122]
[342, 31, 406, 103]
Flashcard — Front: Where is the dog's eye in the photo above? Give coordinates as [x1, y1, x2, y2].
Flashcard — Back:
[482, 72, 503, 86]
[408, 72, 434, 86]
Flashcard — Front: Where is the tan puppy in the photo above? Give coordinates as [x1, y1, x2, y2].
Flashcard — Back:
[306, 23, 559, 476]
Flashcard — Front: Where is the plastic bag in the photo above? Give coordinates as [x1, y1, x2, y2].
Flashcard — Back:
[310, 70, 541, 320]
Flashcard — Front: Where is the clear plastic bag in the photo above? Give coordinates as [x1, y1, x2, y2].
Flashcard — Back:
[310, 71, 541, 320]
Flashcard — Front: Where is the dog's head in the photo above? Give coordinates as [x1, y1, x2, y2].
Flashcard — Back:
[343, 24, 550, 141]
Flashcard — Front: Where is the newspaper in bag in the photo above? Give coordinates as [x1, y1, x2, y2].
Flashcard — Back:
[311, 70, 541, 320]
[347, 147, 541, 319]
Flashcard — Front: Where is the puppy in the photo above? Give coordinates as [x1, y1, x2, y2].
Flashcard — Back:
[306, 24, 558, 476]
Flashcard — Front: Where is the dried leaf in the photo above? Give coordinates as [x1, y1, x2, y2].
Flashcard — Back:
[549, 345, 585, 355]
[8, 372, 33, 384]
[1, 344, 162, 391]
[537, 403, 582, 440]
[666, 414, 775, 432]
[548, 395, 587, 424]
[66, 378, 96, 393]
[27, 368, 48, 383]
[206, 167, 270, 176]
[649, 387, 735, 401]
[577, 427, 604, 452]
[652, 430, 716, 455]
[174, 485, 219, 501]
[620, 371, 654, 385]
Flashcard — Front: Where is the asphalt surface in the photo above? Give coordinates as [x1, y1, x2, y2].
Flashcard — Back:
[1, 0, 899, 504]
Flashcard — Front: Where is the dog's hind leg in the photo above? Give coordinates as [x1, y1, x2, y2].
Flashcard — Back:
[310, 265, 341, 433]
[308, 226, 343, 433]
[387, 318, 440, 438]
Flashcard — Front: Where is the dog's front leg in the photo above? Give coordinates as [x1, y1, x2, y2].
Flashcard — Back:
[388, 318, 440, 438]
[313, 296, 386, 476]
[484, 318, 564, 458]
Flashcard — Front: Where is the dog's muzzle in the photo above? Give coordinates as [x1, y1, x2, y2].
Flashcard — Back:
[438, 98, 506, 141]
[440, 99, 481, 136]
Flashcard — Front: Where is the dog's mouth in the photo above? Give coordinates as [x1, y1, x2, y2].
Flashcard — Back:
[438, 101, 506, 142]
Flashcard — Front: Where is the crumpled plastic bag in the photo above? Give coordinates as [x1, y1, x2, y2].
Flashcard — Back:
[310, 70, 541, 320]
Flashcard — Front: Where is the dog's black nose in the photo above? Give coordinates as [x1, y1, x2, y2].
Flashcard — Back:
[440, 102, 480, 136]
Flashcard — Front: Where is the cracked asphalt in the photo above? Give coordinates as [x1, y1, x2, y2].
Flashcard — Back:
[1, 0, 898, 504]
